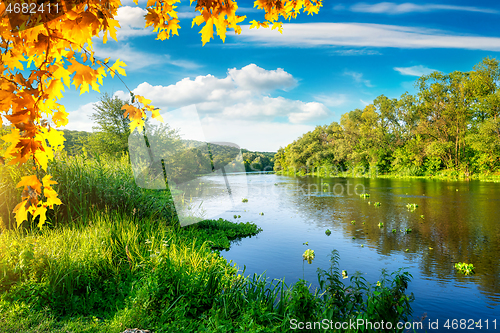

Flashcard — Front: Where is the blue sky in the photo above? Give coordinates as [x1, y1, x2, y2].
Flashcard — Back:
[63, 0, 500, 152]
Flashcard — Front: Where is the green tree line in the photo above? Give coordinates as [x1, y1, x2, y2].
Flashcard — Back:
[274, 57, 500, 177]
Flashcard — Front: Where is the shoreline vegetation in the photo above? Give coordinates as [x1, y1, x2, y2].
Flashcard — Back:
[273, 58, 500, 184]
[0, 153, 415, 332]
[275, 168, 500, 183]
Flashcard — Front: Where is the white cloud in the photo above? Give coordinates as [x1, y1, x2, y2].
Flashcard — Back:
[344, 71, 373, 87]
[228, 64, 297, 91]
[360, 99, 371, 106]
[234, 23, 500, 51]
[394, 65, 437, 76]
[222, 97, 329, 123]
[69, 64, 332, 150]
[93, 43, 163, 70]
[177, 11, 199, 19]
[115, 64, 330, 127]
[114, 6, 152, 39]
[314, 94, 347, 107]
[349, 2, 499, 15]
[330, 49, 382, 56]
[65, 102, 97, 132]
[92, 44, 200, 70]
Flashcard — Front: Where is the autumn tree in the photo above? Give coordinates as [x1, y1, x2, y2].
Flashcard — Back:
[0, 0, 323, 227]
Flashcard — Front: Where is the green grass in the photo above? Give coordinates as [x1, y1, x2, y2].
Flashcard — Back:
[0, 154, 416, 332]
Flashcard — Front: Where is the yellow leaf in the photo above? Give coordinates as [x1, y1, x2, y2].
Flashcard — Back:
[192, 15, 205, 28]
[200, 18, 214, 46]
[13, 201, 30, 227]
[42, 175, 58, 187]
[109, 59, 127, 77]
[136, 95, 152, 106]
[249, 20, 260, 29]
[34, 150, 49, 171]
[16, 175, 42, 193]
[52, 109, 69, 127]
[33, 205, 48, 229]
[152, 109, 164, 122]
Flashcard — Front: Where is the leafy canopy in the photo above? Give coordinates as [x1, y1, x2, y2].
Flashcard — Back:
[0, 0, 323, 228]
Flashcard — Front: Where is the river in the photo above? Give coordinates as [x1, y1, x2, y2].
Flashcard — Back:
[187, 173, 500, 331]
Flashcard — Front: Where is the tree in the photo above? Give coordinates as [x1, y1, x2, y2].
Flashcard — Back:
[85, 92, 130, 156]
[0, 0, 323, 227]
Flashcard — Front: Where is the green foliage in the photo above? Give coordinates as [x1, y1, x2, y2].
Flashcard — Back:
[455, 262, 475, 275]
[325, 229, 331, 236]
[241, 149, 275, 172]
[275, 57, 500, 178]
[406, 203, 418, 212]
[315, 250, 414, 331]
[45, 153, 177, 227]
[83, 93, 131, 157]
[302, 249, 315, 264]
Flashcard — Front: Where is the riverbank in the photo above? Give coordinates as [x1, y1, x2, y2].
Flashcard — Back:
[276, 169, 500, 183]
[0, 156, 416, 332]
[0, 212, 415, 332]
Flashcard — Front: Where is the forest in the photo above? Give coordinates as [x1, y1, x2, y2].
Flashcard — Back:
[274, 58, 500, 178]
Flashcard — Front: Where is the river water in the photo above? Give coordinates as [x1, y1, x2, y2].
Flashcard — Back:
[188, 173, 500, 331]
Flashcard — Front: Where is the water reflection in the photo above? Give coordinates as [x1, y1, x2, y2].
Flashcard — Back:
[193, 174, 500, 329]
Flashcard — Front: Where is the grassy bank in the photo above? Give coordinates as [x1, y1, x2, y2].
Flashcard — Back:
[0, 154, 416, 332]
[0, 213, 414, 332]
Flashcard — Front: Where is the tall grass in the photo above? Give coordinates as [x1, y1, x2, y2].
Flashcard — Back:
[0, 153, 415, 332]
[1, 151, 178, 229]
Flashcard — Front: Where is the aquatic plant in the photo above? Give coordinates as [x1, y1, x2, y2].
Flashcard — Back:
[350, 220, 356, 225]
[406, 203, 418, 211]
[360, 193, 370, 198]
[361, 244, 364, 247]
[368, 201, 371, 205]
[259, 212, 264, 215]
[238, 215, 241, 218]
[242, 198, 248, 203]
[392, 229, 397, 233]
[405, 249, 409, 252]
[234, 215, 238, 219]
[303, 242, 309, 246]
[374, 202, 381, 207]
[325, 229, 331, 236]
[342, 270, 348, 279]
[352, 236, 356, 239]
[302, 249, 315, 264]
[378, 222, 384, 228]
[455, 262, 475, 275]
[420, 215, 425, 219]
